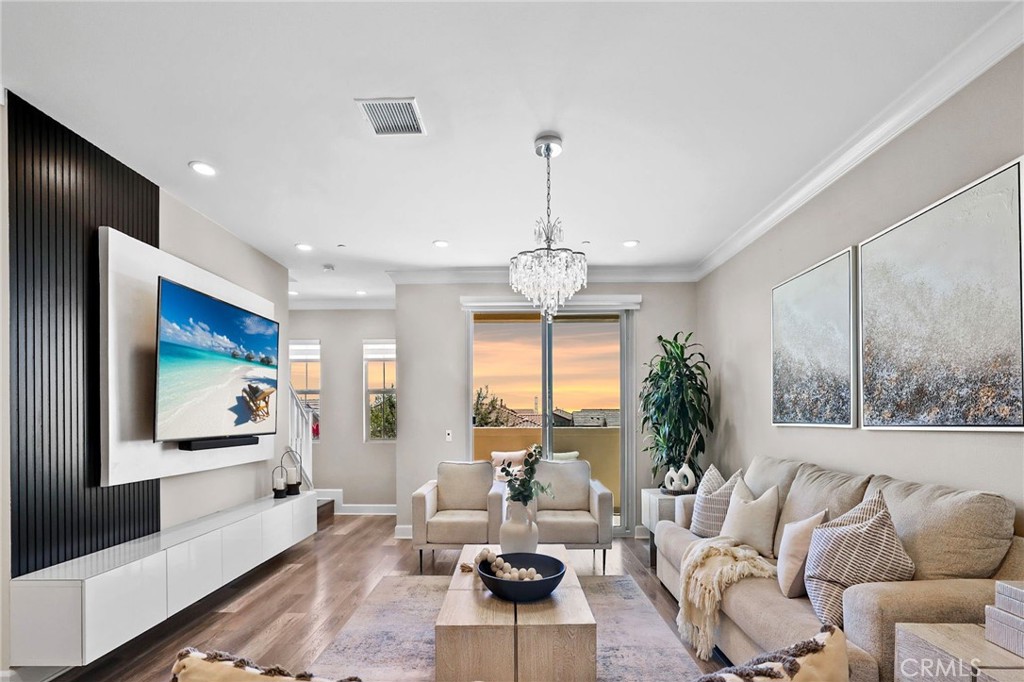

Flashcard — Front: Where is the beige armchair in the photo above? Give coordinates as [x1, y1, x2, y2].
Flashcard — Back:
[530, 459, 613, 571]
[412, 460, 505, 572]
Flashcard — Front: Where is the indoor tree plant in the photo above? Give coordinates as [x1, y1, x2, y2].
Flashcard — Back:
[499, 445, 553, 553]
[639, 331, 714, 491]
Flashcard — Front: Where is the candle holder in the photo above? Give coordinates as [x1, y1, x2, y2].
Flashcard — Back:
[271, 464, 288, 499]
[280, 448, 303, 496]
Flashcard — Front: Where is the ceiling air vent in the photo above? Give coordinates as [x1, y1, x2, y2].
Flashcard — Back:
[355, 97, 426, 136]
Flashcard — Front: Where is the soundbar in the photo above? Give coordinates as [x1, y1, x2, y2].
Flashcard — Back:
[178, 435, 259, 451]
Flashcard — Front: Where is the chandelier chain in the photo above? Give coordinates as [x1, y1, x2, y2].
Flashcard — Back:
[545, 154, 552, 243]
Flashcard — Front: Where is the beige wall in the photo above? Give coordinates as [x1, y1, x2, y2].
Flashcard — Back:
[394, 281, 697, 530]
[696, 48, 1024, 532]
[289, 309, 397, 503]
[158, 191, 291, 528]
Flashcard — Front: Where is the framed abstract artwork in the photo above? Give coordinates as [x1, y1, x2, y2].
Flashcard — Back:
[859, 158, 1023, 430]
[772, 248, 855, 427]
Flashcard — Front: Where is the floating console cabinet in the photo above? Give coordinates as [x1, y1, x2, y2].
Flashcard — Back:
[10, 492, 317, 667]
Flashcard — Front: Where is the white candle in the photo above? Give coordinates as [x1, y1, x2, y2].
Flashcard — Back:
[286, 467, 299, 485]
[273, 473, 285, 490]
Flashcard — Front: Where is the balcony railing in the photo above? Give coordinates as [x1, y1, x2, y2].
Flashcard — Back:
[473, 426, 621, 509]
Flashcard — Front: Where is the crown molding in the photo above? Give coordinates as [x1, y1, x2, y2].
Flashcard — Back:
[387, 264, 699, 285]
[289, 297, 395, 311]
[694, 3, 1024, 280]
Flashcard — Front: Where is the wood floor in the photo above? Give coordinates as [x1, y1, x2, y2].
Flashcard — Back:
[52, 515, 720, 682]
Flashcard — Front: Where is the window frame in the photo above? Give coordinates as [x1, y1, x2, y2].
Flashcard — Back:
[363, 340, 397, 442]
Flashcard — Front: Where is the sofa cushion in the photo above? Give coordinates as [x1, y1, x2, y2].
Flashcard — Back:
[866, 475, 1015, 580]
[775, 464, 871, 557]
[536, 510, 598, 544]
[536, 460, 591, 511]
[777, 509, 828, 598]
[436, 461, 493, 511]
[720, 577, 825, 654]
[720, 480, 779, 558]
[805, 492, 915, 627]
[427, 509, 489, 544]
[744, 455, 804, 507]
[691, 466, 743, 538]
[996, 537, 1024, 581]
[656, 521, 702, 571]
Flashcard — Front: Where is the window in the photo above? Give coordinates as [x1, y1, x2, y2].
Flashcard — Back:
[364, 340, 397, 441]
[289, 339, 321, 441]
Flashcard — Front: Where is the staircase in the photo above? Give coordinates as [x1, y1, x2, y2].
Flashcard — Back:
[288, 384, 315, 490]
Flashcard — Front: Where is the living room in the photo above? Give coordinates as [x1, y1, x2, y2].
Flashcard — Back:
[1, 2, 1023, 682]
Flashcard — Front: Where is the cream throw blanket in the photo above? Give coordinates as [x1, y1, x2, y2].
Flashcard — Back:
[676, 536, 777, 660]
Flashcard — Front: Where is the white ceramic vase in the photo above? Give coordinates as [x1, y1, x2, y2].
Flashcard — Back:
[500, 502, 539, 554]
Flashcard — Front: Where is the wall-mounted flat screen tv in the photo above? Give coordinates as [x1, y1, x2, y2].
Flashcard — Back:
[155, 277, 280, 443]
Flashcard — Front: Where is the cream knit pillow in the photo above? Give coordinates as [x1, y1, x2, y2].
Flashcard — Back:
[719, 479, 779, 558]
[777, 509, 828, 598]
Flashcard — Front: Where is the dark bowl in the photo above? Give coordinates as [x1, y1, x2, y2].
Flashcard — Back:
[477, 552, 566, 603]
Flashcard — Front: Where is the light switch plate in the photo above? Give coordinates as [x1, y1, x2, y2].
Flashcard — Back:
[445, 430, 453, 442]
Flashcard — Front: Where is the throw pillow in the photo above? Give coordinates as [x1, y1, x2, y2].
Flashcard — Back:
[491, 450, 528, 481]
[694, 625, 849, 682]
[719, 479, 780, 558]
[777, 509, 828, 598]
[551, 450, 580, 461]
[690, 465, 743, 538]
[171, 649, 360, 682]
[805, 492, 915, 627]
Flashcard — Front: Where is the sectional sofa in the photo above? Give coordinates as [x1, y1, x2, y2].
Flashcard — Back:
[654, 455, 1022, 682]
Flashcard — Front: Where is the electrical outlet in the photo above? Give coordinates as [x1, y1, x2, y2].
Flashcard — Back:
[445, 429, 453, 442]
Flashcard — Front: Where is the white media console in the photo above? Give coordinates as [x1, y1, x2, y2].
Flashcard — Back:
[10, 491, 318, 667]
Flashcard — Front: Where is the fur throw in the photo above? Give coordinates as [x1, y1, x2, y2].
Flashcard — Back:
[676, 536, 777, 660]
[171, 648, 361, 682]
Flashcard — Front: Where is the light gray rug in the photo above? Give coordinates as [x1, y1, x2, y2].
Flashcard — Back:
[311, 574, 704, 681]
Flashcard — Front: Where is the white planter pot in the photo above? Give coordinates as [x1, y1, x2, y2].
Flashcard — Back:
[500, 502, 539, 554]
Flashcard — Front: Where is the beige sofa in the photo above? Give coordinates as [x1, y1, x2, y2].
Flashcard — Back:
[654, 455, 1022, 682]
[412, 461, 505, 571]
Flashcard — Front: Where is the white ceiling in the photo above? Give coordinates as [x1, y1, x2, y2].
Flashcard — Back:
[3, 2, 1019, 308]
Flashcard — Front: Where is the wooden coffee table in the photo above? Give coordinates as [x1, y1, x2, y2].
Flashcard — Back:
[435, 544, 597, 682]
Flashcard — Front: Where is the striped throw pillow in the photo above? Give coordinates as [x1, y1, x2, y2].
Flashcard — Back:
[804, 492, 915, 627]
[689, 465, 743, 538]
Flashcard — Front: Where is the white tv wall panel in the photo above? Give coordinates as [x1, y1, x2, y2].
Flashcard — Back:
[10, 492, 316, 667]
[167, 530, 223, 615]
[98, 226, 277, 486]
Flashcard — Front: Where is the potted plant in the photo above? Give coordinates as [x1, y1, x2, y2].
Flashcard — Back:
[639, 331, 714, 492]
[499, 445, 553, 553]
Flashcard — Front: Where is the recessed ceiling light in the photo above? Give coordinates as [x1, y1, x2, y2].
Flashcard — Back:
[295, 243, 313, 252]
[581, 240, 591, 245]
[337, 243, 347, 248]
[188, 160, 217, 176]
[623, 240, 640, 248]
[323, 264, 335, 272]
[355, 290, 368, 296]
[433, 240, 449, 248]
[288, 290, 299, 296]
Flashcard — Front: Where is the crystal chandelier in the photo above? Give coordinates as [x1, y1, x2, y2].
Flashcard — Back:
[509, 134, 587, 320]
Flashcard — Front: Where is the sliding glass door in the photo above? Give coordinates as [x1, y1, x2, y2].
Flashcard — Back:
[472, 312, 628, 531]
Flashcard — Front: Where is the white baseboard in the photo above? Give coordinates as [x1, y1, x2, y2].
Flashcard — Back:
[394, 524, 412, 540]
[0, 667, 68, 682]
[315, 488, 344, 508]
[337, 503, 397, 516]
[634, 526, 650, 540]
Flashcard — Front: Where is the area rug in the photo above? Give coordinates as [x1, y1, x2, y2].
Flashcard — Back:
[311, 574, 704, 681]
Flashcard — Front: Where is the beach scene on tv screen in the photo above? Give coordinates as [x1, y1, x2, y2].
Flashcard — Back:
[156, 279, 279, 442]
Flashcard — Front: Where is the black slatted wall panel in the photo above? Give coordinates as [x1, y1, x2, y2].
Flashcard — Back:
[8, 93, 161, 578]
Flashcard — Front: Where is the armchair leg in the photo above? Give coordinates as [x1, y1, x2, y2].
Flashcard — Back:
[603, 549, 607, 574]
[419, 549, 423, 574]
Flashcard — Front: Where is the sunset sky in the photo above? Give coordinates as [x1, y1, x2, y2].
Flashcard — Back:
[473, 315, 620, 413]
